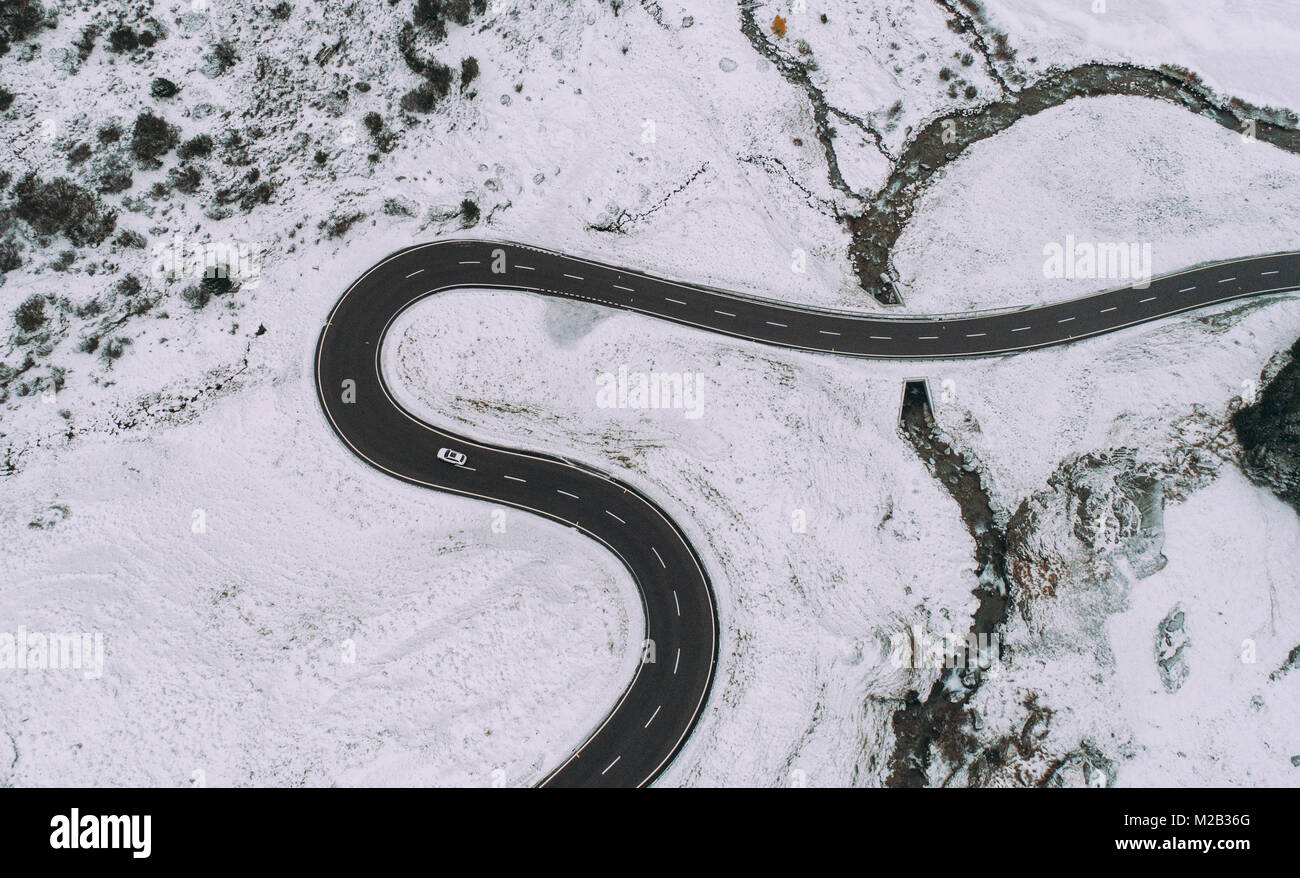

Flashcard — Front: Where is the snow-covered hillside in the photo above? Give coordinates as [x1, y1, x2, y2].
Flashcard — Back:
[1, 1, 1297, 786]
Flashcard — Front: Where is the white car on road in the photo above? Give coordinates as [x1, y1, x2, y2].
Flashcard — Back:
[436, 447, 468, 466]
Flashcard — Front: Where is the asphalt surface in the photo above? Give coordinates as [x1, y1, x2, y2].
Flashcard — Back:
[315, 239, 1299, 787]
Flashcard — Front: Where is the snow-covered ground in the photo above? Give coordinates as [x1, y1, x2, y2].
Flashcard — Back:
[982, 0, 1300, 110]
[1, 0, 1297, 786]
[0, 372, 641, 786]
[386, 289, 975, 785]
[893, 96, 1300, 315]
[1109, 470, 1300, 786]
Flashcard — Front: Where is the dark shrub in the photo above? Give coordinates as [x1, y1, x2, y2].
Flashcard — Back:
[150, 77, 178, 98]
[66, 142, 92, 166]
[0, 0, 46, 57]
[426, 61, 454, 96]
[169, 164, 201, 194]
[93, 154, 134, 193]
[11, 173, 117, 245]
[130, 110, 179, 164]
[178, 133, 213, 160]
[0, 236, 20, 271]
[201, 273, 233, 297]
[0, 87, 13, 111]
[460, 56, 478, 88]
[322, 211, 364, 238]
[212, 38, 237, 74]
[97, 121, 123, 143]
[107, 25, 139, 54]
[401, 61, 455, 113]
[459, 198, 479, 227]
[14, 294, 46, 332]
[239, 180, 273, 211]
[103, 336, 130, 360]
[400, 83, 438, 113]
[115, 274, 142, 296]
[115, 228, 146, 248]
[74, 24, 98, 61]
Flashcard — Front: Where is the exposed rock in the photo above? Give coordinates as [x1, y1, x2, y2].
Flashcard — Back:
[1155, 604, 1191, 693]
[1233, 337, 1300, 514]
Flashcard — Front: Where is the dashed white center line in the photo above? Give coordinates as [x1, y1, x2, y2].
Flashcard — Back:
[673, 590, 681, 616]
[674, 648, 681, 674]
[556, 489, 580, 499]
[605, 510, 625, 524]
[503, 475, 526, 483]
[1261, 270, 1280, 276]
[714, 310, 736, 317]
[564, 273, 585, 281]
[965, 332, 986, 338]
[1218, 277, 1237, 284]
[918, 335, 938, 340]
[870, 335, 892, 340]
[458, 260, 479, 265]
[645, 705, 661, 728]
[613, 284, 635, 292]
[1178, 286, 1196, 292]
[601, 756, 621, 776]
[819, 330, 841, 336]
[1139, 296, 1157, 303]
[651, 546, 666, 568]
[405, 269, 424, 278]
[1011, 326, 1031, 332]
[664, 297, 687, 305]
[1100, 306, 1118, 313]
[517, 264, 535, 271]
[766, 321, 788, 328]
[1057, 317, 1075, 324]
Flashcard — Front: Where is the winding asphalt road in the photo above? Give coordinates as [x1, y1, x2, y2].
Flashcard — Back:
[315, 239, 1299, 787]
